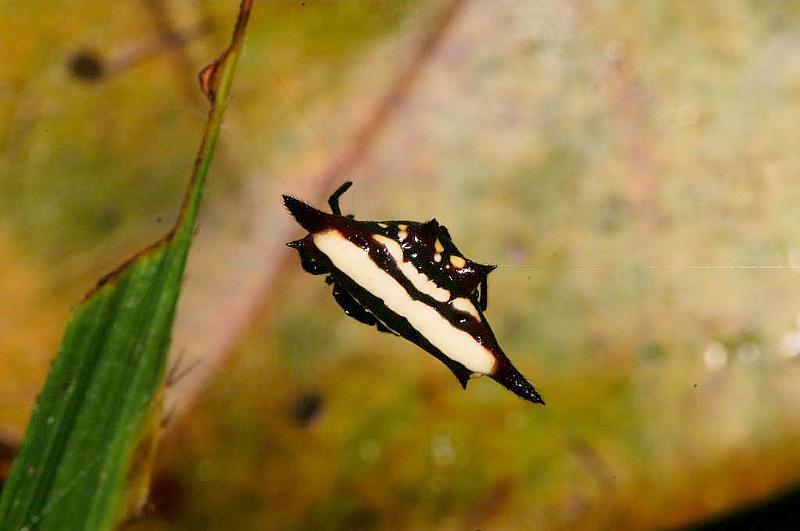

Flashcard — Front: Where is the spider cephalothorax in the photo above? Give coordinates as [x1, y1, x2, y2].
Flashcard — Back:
[284, 182, 544, 404]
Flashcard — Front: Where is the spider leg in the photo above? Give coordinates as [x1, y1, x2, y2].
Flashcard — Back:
[288, 237, 331, 275]
[328, 181, 353, 216]
[373, 318, 399, 336]
[331, 281, 397, 335]
[479, 274, 489, 311]
[331, 281, 377, 326]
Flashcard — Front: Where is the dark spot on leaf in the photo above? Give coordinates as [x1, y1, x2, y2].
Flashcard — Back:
[342, 506, 378, 530]
[95, 207, 121, 232]
[68, 50, 105, 82]
[0, 431, 21, 488]
[147, 471, 186, 521]
[638, 341, 664, 362]
[289, 390, 323, 426]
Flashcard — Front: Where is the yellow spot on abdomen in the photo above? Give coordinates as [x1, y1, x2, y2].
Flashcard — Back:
[450, 255, 466, 268]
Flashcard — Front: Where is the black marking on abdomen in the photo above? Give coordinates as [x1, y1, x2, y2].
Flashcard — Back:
[335, 272, 473, 389]
[352, 229, 500, 351]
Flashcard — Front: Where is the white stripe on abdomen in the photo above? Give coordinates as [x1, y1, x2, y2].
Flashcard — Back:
[313, 230, 496, 375]
[373, 234, 450, 302]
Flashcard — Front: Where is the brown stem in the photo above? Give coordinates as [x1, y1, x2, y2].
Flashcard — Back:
[141, 0, 207, 104]
[316, 0, 467, 188]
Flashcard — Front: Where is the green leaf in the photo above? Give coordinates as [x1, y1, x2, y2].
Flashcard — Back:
[0, 2, 253, 529]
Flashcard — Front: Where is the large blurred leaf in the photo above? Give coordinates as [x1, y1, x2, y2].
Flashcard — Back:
[0, 2, 252, 529]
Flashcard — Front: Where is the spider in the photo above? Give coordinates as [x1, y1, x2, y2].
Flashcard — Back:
[284, 182, 543, 404]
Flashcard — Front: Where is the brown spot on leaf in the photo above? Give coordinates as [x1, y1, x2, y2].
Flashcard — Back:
[289, 390, 323, 426]
[0, 429, 22, 487]
[68, 50, 106, 81]
[147, 471, 186, 521]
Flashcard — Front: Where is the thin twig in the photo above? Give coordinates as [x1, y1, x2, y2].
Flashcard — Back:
[141, 0, 207, 104]
[316, 0, 468, 189]
[69, 23, 209, 83]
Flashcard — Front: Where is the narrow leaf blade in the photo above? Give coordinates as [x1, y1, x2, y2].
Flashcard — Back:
[0, 2, 253, 529]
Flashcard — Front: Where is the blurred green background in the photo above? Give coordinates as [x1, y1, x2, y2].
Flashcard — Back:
[3, 1, 800, 529]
